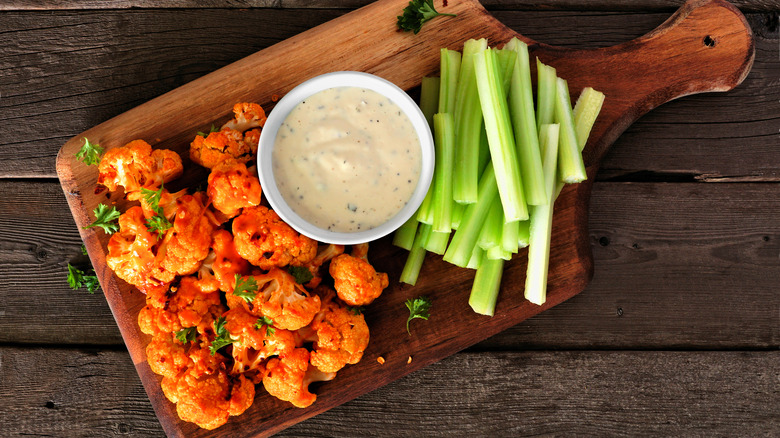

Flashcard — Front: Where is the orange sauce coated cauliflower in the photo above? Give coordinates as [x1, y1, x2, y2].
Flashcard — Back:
[98, 139, 183, 193]
[138, 277, 224, 336]
[221, 102, 267, 132]
[223, 307, 296, 382]
[207, 158, 262, 219]
[106, 206, 168, 294]
[306, 287, 369, 373]
[158, 193, 215, 277]
[232, 206, 317, 270]
[329, 251, 389, 307]
[190, 128, 257, 169]
[262, 348, 335, 409]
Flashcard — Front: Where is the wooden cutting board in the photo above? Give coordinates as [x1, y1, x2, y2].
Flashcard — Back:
[56, 0, 754, 436]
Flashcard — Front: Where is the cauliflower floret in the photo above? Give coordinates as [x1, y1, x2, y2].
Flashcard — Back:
[207, 158, 262, 219]
[221, 102, 267, 132]
[303, 286, 369, 373]
[190, 128, 256, 169]
[303, 244, 344, 289]
[232, 206, 317, 270]
[329, 243, 388, 307]
[127, 187, 188, 223]
[146, 333, 190, 379]
[138, 277, 224, 336]
[157, 193, 215, 277]
[210, 229, 250, 293]
[106, 206, 169, 295]
[98, 139, 183, 193]
[223, 307, 296, 382]
[262, 347, 335, 409]
[163, 364, 254, 430]
[227, 269, 321, 331]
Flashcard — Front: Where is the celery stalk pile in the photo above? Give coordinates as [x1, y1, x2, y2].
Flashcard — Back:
[394, 38, 604, 315]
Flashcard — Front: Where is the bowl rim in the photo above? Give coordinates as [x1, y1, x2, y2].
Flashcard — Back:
[257, 71, 435, 245]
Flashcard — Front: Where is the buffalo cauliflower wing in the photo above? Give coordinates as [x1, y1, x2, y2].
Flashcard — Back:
[262, 347, 335, 409]
[232, 206, 317, 270]
[207, 158, 262, 219]
[329, 244, 388, 307]
[106, 206, 169, 294]
[138, 276, 224, 336]
[98, 139, 183, 193]
[190, 128, 257, 169]
[223, 307, 296, 382]
[158, 193, 215, 277]
[221, 102, 267, 132]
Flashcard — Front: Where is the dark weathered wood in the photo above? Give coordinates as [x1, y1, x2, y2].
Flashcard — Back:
[1, 9, 775, 179]
[1, 181, 777, 349]
[2, 0, 779, 12]
[2, 347, 777, 436]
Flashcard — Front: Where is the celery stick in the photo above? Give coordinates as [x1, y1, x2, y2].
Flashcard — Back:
[535, 59, 557, 131]
[393, 215, 418, 250]
[423, 229, 450, 255]
[486, 245, 512, 261]
[517, 219, 530, 248]
[415, 76, 441, 224]
[453, 39, 488, 204]
[554, 77, 587, 184]
[469, 258, 504, 316]
[525, 123, 560, 306]
[431, 113, 455, 232]
[477, 198, 503, 250]
[443, 163, 499, 267]
[400, 224, 431, 286]
[452, 202, 465, 230]
[473, 48, 528, 222]
[438, 49, 461, 114]
[506, 38, 547, 206]
[502, 217, 520, 253]
[466, 245, 484, 270]
[573, 87, 605, 151]
[495, 48, 517, 93]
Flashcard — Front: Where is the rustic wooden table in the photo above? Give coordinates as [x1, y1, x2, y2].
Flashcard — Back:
[0, 0, 777, 436]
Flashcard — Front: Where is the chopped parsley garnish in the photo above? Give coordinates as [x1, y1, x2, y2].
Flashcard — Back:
[254, 316, 275, 336]
[348, 306, 365, 316]
[196, 124, 220, 137]
[83, 203, 121, 234]
[233, 274, 258, 303]
[67, 263, 100, 294]
[287, 265, 314, 284]
[397, 0, 456, 34]
[140, 184, 172, 238]
[209, 316, 234, 355]
[75, 137, 104, 166]
[405, 295, 432, 335]
[175, 326, 198, 344]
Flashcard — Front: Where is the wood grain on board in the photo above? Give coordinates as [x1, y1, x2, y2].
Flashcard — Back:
[53, 0, 756, 435]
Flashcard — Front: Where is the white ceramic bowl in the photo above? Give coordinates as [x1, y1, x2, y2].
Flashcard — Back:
[257, 71, 434, 245]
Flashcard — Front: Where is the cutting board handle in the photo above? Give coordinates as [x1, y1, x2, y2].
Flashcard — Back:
[526, 0, 755, 166]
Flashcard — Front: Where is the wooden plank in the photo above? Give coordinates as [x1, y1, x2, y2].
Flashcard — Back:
[2, 347, 777, 436]
[2, 181, 776, 349]
[2, 0, 779, 12]
[0, 9, 775, 179]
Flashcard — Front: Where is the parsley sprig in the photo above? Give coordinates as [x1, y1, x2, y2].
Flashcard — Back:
[397, 0, 456, 34]
[75, 137, 104, 166]
[209, 316, 234, 355]
[233, 274, 258, 303]
[175, 326, 198, 344]
[140, 184, 172, 238]
[287, 266, 314, 284]
[405, 296, 432, 335]
[84, 203, 121, 234]
[254, 316, 275, 336]
[67, 263, 101, 294]
[196, 124, 220, 137]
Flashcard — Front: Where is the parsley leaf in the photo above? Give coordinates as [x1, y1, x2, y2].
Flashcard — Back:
[348, 306, 365, 316]
[140, 184, 172, 238]
[75, 137, 104, 166]
[396, 0, 456, 34]
[84, 203, 121, 234]
[405, 296, 432, 335]
[209, 316, 234, 355]
[67, 263, 100, 294]
[145, 214, 172, 239]
[196, 124, 220, 137]
[254, 316, 275, 336]
[233, 274, 258, 303]
[287, 266, 314, 284]
[175, 326, 198, 344]
[81, 244, 88, 255]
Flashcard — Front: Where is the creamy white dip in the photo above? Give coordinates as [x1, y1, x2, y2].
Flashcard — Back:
[272, 86, 422, 233]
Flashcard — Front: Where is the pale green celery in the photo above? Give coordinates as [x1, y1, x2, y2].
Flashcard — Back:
[468, 258, 505, 316]
[554, 77, 587, 183]
[535, 59, 557, 131]
[502, 218, 520, 253]
[415, 76, 441, 224]
[506, 38, 547, 206]
[438, 49, 461, 114]
[486, 245, 512, 261]
[477, 123, 491, 177]
[443, 163, 499, 267]
[393, 215, 418, 250]
[451, 202, 465, 230]
[453, 39, 488, 204]
[573, 87, 605, 151]
[423, 229, 450, 255]
[466, 245, 484, 270]
[473, 48, 528, 222]
[431, 113, 455, 232]
[400, 224, 431, 286]
[495, 48, 517, 94]
[477, 198, 503, 250]
[525, 123, 560, 306]
[517, 219, 530, 248]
